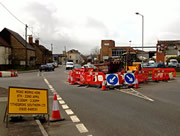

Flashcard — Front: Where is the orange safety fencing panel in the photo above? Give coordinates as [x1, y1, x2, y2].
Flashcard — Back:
[152, 68, 176, 81]
[134, 71, 144, 83]
[116, 72, 125, 85]
[84, 72, 105, 86]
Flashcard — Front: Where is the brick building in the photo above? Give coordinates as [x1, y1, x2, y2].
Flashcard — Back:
[28, 36, 52, 66]
[100, 40, 135, 61]
[156, 40, 180, 62]
[0, 28, 35, 67]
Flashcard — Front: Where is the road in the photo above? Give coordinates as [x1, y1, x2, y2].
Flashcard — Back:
[0, 66, 180, 136]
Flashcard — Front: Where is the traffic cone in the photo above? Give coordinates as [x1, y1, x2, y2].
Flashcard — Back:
[67, 74, 71, 83]
[101, 80, 106, 90]
[134, 78, 139, 88]
[11, 71, 15, 77]
[50, 94, 65, 122]
[70, 76, 74, 85]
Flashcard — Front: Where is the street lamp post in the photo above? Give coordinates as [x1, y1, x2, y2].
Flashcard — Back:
[135, 12, 144, 64]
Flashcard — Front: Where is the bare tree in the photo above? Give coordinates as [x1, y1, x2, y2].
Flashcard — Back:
[91, 46, 100, 57]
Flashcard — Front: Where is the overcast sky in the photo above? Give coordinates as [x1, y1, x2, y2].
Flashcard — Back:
[0, 0, 180, 54]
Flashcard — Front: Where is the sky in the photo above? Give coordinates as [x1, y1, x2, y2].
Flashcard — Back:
[0, 0, 180, 55]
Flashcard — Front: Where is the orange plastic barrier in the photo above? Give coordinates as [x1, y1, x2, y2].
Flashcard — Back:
[152, 68, 176, 81]
[116, 72, 125, 85]
[71, 68, 99, 85]
[85, 72, 105, 86]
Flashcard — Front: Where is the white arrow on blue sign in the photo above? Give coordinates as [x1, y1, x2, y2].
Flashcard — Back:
[124, 73, 135, 84]
[106, 74, 119, 86]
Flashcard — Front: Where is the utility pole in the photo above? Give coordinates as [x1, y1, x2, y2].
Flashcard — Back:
[51, 43, 53, 62]
[64, 46, 66, 65]
[25, 24, 28, 68]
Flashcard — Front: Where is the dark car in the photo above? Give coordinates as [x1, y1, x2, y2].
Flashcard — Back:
[39, 64, 54, 72]
[156, 62, 166, 68]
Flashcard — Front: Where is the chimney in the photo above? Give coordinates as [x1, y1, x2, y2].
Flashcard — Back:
[28, 35, 33, 44]
[35, 38, 39, 45]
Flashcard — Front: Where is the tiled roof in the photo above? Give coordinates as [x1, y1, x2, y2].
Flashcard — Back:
[4, 28, 34, 50]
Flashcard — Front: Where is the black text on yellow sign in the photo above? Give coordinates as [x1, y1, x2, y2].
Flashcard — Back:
[8, 87, 48, 114]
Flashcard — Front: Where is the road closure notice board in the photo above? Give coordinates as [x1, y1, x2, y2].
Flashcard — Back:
[8, 87, 48, 114]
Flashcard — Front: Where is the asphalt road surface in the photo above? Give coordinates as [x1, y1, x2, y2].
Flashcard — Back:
[0, 66, 180, 136]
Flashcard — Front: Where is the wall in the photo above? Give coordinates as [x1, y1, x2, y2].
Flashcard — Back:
[0, 46, 11, 64]
[100, 40, 115, 60]
[11, 35, 35, 66]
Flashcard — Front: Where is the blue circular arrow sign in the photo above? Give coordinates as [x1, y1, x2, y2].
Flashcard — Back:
[124, 73, 135, 84]
[106, 74, 119, 85]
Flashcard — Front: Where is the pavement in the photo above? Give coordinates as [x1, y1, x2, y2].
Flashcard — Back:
[0, 87, 43, 136]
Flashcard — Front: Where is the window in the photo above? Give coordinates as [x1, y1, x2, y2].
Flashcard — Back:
[112, 49, 126, 56]
[104, 43, 110, 46]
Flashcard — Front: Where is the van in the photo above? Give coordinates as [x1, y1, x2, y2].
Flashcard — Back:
[66, 62, 74, 70]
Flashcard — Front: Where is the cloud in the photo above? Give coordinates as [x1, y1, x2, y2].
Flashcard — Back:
[23, 2, 110, 54]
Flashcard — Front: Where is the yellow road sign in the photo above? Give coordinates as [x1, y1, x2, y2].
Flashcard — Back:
[8, 87, 48, 114]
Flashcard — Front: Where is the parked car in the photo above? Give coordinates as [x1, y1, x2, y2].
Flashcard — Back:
[39, 64, 54, 72]
[82, 63, 96, 69]
[53, 62, 58, 67]
[47, 63, 55, 68]
[142, 62, 166, 68]
[168, 59, 179, 67]
[74, 64, 82, 69]
[46, 63, 55, 71]
[156, 62, 166, 68]
[66, 62, 74, 70]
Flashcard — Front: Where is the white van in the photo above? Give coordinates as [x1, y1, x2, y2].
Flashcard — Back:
[66, 62, 74, 70]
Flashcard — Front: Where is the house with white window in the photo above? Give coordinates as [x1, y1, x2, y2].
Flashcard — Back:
[66, 49, 84, 64]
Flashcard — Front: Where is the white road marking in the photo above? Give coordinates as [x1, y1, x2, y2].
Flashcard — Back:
[117, 88, 154, 102]
[56, 94, 60, 98]
[48, 85, 53, 89]
[62, 104, 69, 109]
[76, 123, 88, 133]
[59, 100, 65, 104]
[65, 109, 74, 115]
[44, 79, 49, 84]
[57, 97, 62, 100]
[70, 115, 80, 123]
[51, 88, 56, 93]
[43, 76, 90, 135]
[36, 120, 48, 136]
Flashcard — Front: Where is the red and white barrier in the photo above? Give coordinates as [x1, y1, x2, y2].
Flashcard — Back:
[0, 71, 18, 77]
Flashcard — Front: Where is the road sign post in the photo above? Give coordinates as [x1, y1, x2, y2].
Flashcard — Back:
[124, 73, 135, 84]
[5, 86, 49, 127]
[106, 74, 119, 86]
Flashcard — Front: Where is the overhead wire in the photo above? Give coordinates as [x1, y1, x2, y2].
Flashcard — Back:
[0, 2, 25, 26]
[0, 2, 49, 47]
